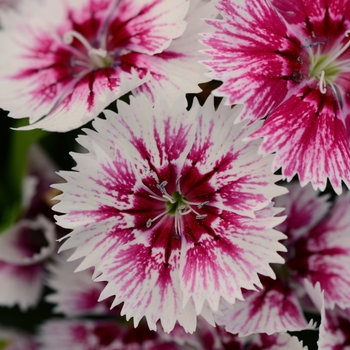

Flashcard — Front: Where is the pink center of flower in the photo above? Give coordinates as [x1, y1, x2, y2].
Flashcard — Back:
[309, 30, 350, 94]
[147, 180, 208, 238]
[63, 30, 113, 69]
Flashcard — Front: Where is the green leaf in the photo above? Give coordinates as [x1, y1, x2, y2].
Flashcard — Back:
[0, 118, 47, 233]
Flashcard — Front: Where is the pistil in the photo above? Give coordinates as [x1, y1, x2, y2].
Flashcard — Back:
[146, 180, 208, 236]
[309, 30, 350, 94]
[63, 30, 111, 68]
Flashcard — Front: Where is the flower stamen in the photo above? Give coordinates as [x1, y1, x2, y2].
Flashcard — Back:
[310, 30, 350, 92]
[146, 211, 167, 228]
[63, 30, 108, 58]
[197, 201, 209, 209]
[319, 70, 327, 94]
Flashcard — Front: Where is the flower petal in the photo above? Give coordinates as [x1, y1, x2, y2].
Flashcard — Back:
[179, 205, 286, 313]
[107, 0, 189, 55]
[18, 69, 147, 132]
[0, 261, 43, 310]
[274, 182, 331, 242]
[93, 94, 198, 192]
[272, 0, 350, 49]
[249, 85, 350, 194]
[291, 193, 350, 309]
[132, 0, 217, 106]
[202, 0, 308, 122]
[215, 278, 312, 336]
[96, 236, 188, 333]
[181, 99, 287, 217]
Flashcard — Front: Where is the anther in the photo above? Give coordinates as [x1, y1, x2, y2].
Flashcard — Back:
[198, 201, 209, 209]
[63, 30, 107, 58]
[156, 181, 168, 194]
[146, 211, 167, 228]
[196, 214, 207, 220]
[319, 70, 327, 94]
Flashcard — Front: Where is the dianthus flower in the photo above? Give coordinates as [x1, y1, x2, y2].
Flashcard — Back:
[0, 145, 59, 310]
[203, 0, 350, 194]
[54, 95, 286, 333]
[0, 0, 204, 131]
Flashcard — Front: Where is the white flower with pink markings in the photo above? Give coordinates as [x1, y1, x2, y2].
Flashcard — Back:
[0, 0, 207, 131]
[202, 0, 350, 193]
[53, 95, 286, 333]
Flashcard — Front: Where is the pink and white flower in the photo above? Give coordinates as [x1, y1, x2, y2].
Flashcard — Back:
[280, 184, 350, 310]
[54, 95, 286, 333]
[215, 277, 315, 336]
[0, 216, 56, 310]
[0, 145, 59, 310]
[0, 0, 192, 131]
[202, 0, 350, 193]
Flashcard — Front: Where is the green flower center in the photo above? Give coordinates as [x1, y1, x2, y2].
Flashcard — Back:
[146, 181, 209, 237]
[64, 30, 113, 69]
[165, 191, 188, 215]
[309, 30, 350, 93]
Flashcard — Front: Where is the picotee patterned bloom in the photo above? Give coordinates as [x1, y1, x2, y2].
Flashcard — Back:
[202, 0, 350, 194]
[54, 95, 286, 333]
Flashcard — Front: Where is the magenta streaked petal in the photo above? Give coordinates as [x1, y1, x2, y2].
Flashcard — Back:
[181, 100, 287, 217]
[107, 0, 189, 55]
[18, 69, 147, 132]
[294, 193, 350, 309]
[0, 2, 73, 122]
[0, 261, 43, 310]
[274, 183, 331, 241]
[250, 86, 350, 194]
[54, 141, 145, 222]
[180, 206, 286, 313]
[272, 0, 350, 51]
[215, 278, 312, 336]
[318, 306, 350, 350]
[55, 143, 148, 268]
[96, 238, 186, 333]
[132, 0, 217, 106]
[305, 280, 350, 350]
[202, 0, 308, 122]
[93, 94, 198, 189]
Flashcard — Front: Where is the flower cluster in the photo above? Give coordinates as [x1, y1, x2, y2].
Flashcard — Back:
[0, 0, 350, 349]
